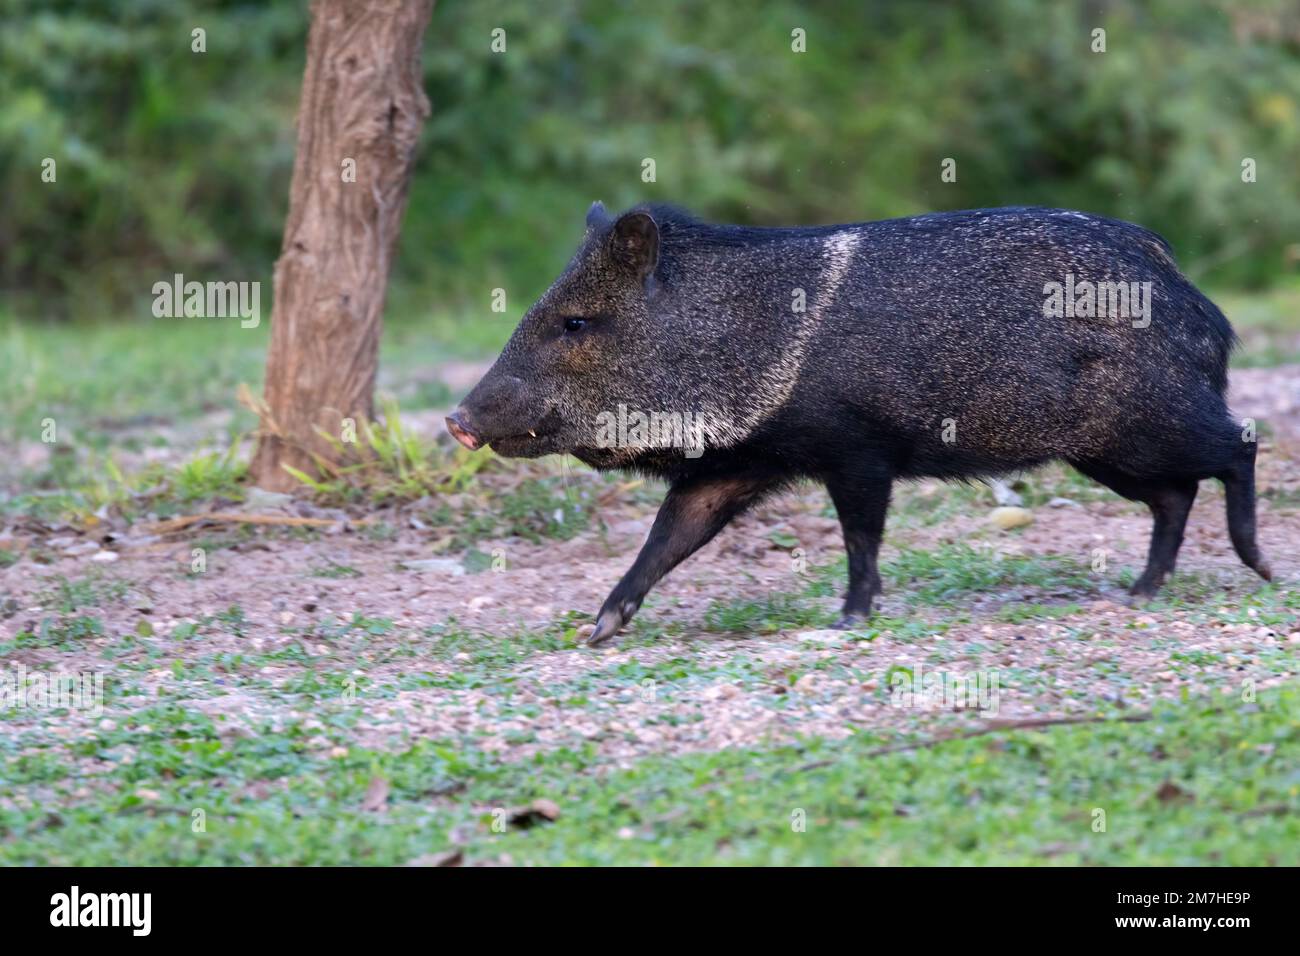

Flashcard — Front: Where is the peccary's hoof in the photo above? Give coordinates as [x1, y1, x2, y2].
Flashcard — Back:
[833, 612, 869, 631]
[586, 609, 626, 646]
[1126, 579, 1161, 602]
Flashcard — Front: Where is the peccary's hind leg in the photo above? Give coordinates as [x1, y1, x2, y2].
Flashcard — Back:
[586, 474, 778, 646]
[1070, 461, 1197, 598]
[1219, 439, 1272, 582]
[1130, 480, 1200, 597]
[825, 467, 892, 628]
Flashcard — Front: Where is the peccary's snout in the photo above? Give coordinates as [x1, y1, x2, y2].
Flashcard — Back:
[444, 410, 483, 451]
[446, 373, 541, 455]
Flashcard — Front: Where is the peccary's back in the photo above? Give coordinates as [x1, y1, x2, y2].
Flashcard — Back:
[784, 208, 1236, 472]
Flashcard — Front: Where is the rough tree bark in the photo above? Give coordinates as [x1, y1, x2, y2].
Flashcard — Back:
[250, 0, 435, 491]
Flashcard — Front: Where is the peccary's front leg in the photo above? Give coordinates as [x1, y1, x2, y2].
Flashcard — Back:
[586, 474, 777, 646]
[825, 468, 892, 628]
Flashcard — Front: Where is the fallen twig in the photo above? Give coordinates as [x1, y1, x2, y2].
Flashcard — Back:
[147, 512, 375, 535]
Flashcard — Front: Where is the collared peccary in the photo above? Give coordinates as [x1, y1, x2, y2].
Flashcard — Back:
[447, 202, 1271, 645]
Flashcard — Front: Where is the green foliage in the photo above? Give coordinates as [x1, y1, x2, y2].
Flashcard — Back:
[169, 442, 247, 502]
[281, 396, 489, 505]
[883, 543, 1097, 604]
[2, 440, 248, 524]
[703, 589, 835, 634]
[412, 0, 1300, 297]
[4, 687, 1299, 864]
[4, 0, 1300, 322]
[0, 0, 303, 316]
[37, 571, 127, 612]
[8, 614, 104, 650]
[492, 475, 594, 542]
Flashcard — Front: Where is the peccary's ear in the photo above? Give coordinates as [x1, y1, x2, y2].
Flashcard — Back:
[609, 211, 659, 281]
[586, 200, 610, 231]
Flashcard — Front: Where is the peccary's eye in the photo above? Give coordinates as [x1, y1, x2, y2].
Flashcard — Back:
[563, 317, 587, 333]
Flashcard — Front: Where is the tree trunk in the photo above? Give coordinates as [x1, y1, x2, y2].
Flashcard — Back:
[250, 0, 435, 491]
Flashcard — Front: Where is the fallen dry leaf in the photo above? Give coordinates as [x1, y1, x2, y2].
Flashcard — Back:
[1154, 780, 1194, 805]
[361, 776, 390, 813]
[503, 798, 561, 829]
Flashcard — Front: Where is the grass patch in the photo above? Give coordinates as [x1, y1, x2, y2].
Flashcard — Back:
[993, 602, 1085, 623]
[1219, 284, 1300, 368]
[703, 589, 836, 634]
[2, 442, 248, 524]
[891, 464, 1117, 529]
[0, 315, 500, 519]
[878, 544, 1095, 606]
[3, 686, 1298, 865]
[35, 572, 128, 613]
[279, 396, 491, 505]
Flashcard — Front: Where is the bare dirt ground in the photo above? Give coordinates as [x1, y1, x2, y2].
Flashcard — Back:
[2, 365, 1298, 767]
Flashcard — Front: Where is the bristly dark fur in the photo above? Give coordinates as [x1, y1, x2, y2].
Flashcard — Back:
[450, 203, 1270, 643]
